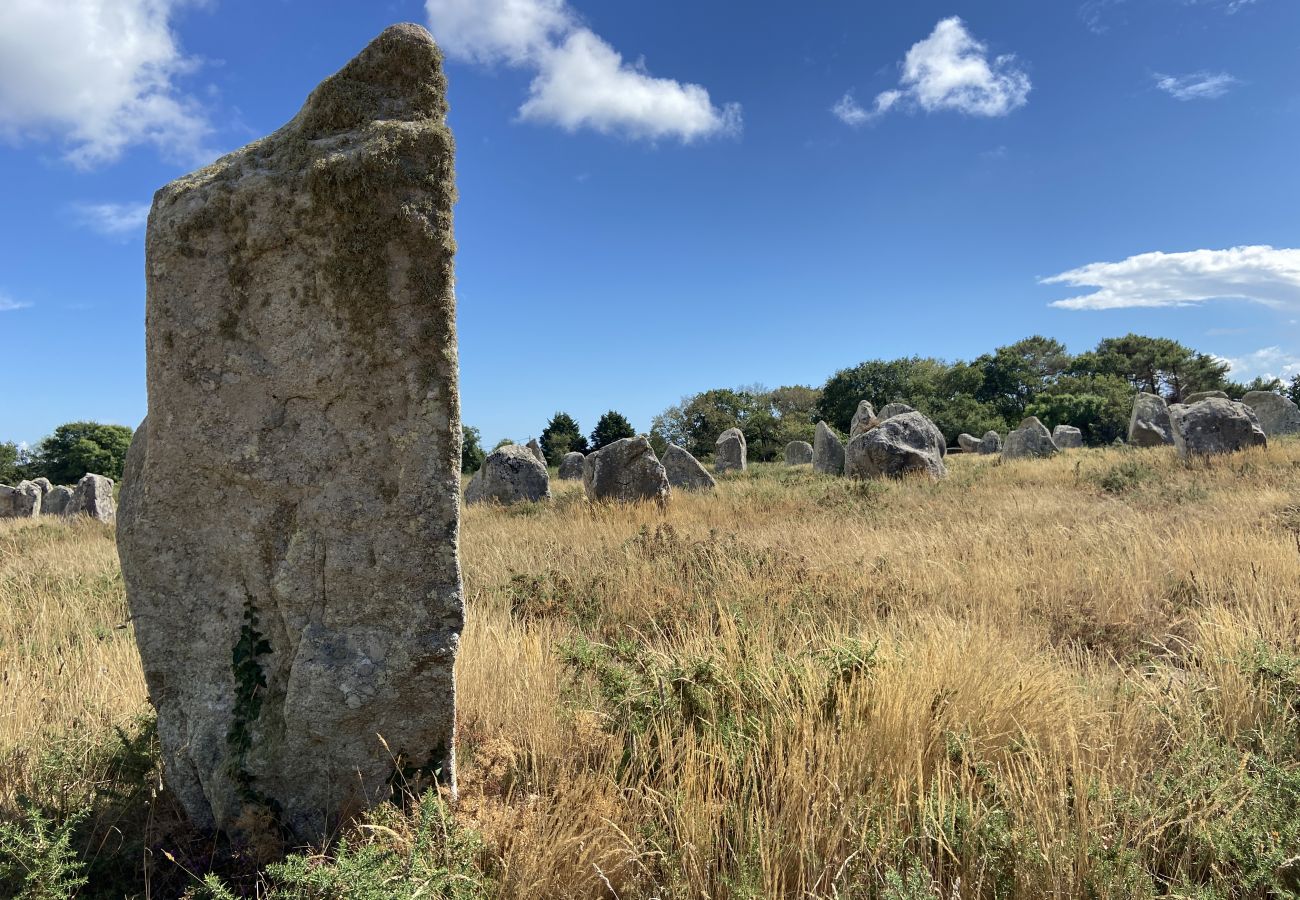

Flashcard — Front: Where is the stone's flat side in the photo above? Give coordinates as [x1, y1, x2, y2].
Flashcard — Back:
[878, 402, 915, 420]
[784, 441, 813, 465]
[979, 431, 1002, 454]
[43, 486, 74, 516]
[1241, 391, 1300, 437]
[0, 481, 42, 518]
[1003, 417, 1059, 460]
[66, 474, 116, 522]
[558, 451, 586, 480]
[117, 24, 463, 844]
[715, 427, 747, 473]
[1052, 425, 1084, 449]
[663, 444, 716, 492]
[1185, 390, 1229, 404]
[1129, 392, 1174, 447]
[957, 433, 980, 453]
[583, 436, 671, 502]
[526, 439, 545, 465]
[813, 421, 845, 474]
[845, 412, 946, 481]
[1170, 398, 1267, 457]
[466, 445, 549, 505]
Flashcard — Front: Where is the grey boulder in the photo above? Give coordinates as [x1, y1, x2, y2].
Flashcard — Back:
[1170, 398, 1267, 457]
[525, 439, 545, 465]
[466, 445, 550, 505]
[1184, 390, 1229, 404]
[879, 402, 915, 420]
[43, 485, 74, 516]
[663, 444, 716, 492]
[1003, 417, 1060, 460]
[957, 433, 981, 453]
[0, 481, 42, 518]
[784, 441, 813, 465]
[1129, 392, 1175, 447]
[583, 436, 671, 503]
[1240, 391, 1300, 437]
[849, 401, 879, 437]
[979, 431, 1002, 455]
[813, 421, 845, 475]
[558, 451, 586, 480]
[715, 427, 747, 473]
[66, 474, 116, 522]
[845, 411, 946, 481]
[1052, 425, 1084, 449]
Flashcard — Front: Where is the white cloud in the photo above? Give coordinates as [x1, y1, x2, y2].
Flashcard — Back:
[1045, 246, 1300, 311]
[836, 17, 1030, 126]
[73, 201, 151, 236]
[0, 292, 31, 312]
[1155, 71, 1240, 101]
[1215, 346, 1300, 383]
[831, 92, 869, 127]
[0, 0, 213, 169]
[426, 0, 739, 143]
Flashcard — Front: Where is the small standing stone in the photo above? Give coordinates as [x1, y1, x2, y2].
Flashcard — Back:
[715, 428, 747, 473]
[1170, 398, 1267, 457]
[65, 474, 116, 522]
[979, 431, 1002, 455]
[558, 451, 586, 480]
[845, 411, 946, 480]
[584, 436, 671, 503]
[1002, 417, 1060, 460]
[526, 439, 545, 465]
[0, 481, 42, 518]
[33, 478, 53, 496]
[1129, 392, 1175, 447]
[466, 445, 550, 505]
[1240, 391, 1300, 437]
[784, 441, 813, 465]
[43, 486, 74, 516]
[1052, 425, 1084, 449]
[850, 401, 879, 437]
[957, 433, 981, 453]
[813, 421, 845, 475]
[663, 444, 716, 492]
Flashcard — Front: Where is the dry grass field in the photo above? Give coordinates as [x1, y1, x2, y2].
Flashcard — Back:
[3, 443, 1300, 898]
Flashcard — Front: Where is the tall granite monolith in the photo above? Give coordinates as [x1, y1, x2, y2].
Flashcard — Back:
[117, 24, 463, 844]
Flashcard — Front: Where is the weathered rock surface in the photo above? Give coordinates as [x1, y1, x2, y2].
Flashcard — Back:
[43, 485, 74, 516]
[1184, 390, 1229, 404]
[1128, 392, 1175, 447]
[0, 481, 42, 518]
[957, 433, 980, 453]
[813, 421, 845, 475]
[784, 441, 813, 465]
[879, 402, 915, 420]
[526, 439, 545, 464]
[715, 427, 747, 473]
[558, 451, 586, 480]
[845, 411, 946, 480]
[33, 477, 53, 495]
[66, 474, 116, 522]
[117, 25, 463, 843]
[1052, 425, 1084, 449]
[663, 444, 716, 492]
[979, 431, 1002, 455]
[850, 401, 879, 437]
[1003, 417, 1060, 460]
[466, 445, 549, 505]
[1170, 398, 1267, 457]
[584, 436, 671, 502]
[1241, 391, 1300, 437]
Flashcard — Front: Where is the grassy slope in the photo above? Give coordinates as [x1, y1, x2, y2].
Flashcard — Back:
[2, 444, 1299, 898]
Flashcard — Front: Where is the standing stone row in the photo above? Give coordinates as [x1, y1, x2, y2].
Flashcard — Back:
[1127, 391, 1281, 456]
[0, 473, 116, 522]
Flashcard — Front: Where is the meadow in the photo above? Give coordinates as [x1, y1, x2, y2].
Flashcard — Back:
[2, 443, 1299, 898]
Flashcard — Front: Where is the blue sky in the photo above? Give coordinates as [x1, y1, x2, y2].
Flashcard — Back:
[2, 0, 1299, 448]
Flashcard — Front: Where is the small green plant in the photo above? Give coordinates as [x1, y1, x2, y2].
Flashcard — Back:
[0, 804, 88, 900]
[1094, 458, 1155, 494]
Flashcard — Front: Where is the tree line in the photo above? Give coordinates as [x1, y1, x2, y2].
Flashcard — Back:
[1, 422, 134, 485]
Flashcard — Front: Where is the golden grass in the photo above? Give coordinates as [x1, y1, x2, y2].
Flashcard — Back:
[3, 443, 1300, 898]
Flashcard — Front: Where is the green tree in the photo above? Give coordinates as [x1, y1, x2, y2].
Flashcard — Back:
[1289, 374, 1300, 407]
[1029, 373, 1133, 444]
[461, 426, 485, 474]
[26, 422, 133, 484]
[539, 412, 588, 466]
[1076, 334, 1230, 401]
[0, 442, 22, 484]
[973, 336, 1071, 424]
[816, 357, 948, 433]
[589, 411, 635, 451]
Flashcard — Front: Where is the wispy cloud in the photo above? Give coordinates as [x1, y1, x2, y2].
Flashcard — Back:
[0, 292, 31, 312]
[425, 0, 740, 142]
[1215, 346, 1300, 383]
[73, 201, 150, 237]
[1045, 247, 1300, 311]
[834, 17, 1030, 127]
[1154, 71, 1240, 101]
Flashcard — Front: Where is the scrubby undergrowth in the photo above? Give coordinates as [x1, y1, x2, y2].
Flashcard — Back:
[3, 444, 1300, 898]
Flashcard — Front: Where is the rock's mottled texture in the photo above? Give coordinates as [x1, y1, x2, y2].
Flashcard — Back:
[33, 478, 53, 496]
[957, 433, 980, 453]
[43, 486, 74, 516]
[526, 439, 545, 464]
[584, 436, 671, 502]
[1052, 425, 1084, 449]
[558, 451, 586, 480]
[784, 441, 813, 465]
[979, 431, 1002, 455]
[715, 427, 747, 473]
[813, 421, 845, 475]
[117, 25, 463, 843]
[1170, 398, 1267, 457]
[0, 481, 42, 518]
[1128, 392, 1175, 447]
[1241, 391, 1300, 437]
[879, 402, 915, 420]
[66, 474, 116, 522]
[663, 444, 716, 492]
[1003, 417, 1060, 460]
[845, 411, 946, 480]
[466, 445, 549, 505]
[850, 401, 879, 437]
[1185, 390, 1229, 404]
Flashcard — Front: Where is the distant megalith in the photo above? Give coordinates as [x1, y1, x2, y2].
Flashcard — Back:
[43, 485, 74, 516]
[1129, 392, 1175, 447]
[1240, 391, 1300, 437]
[0, 481, 42, 518]
[1003, 417, 1059, 460]
[1170, 398, 1267, 457]
[117, 25, 463, 843]
[526, 438, 545, 465]
[66, 474, 116, 522]
[850, 401, 879, 437]
[813, 421, 845, 475]
[845, 411, 946, 480]
[784, 441, 813, 465]
[1052, 425, 1084, 449]
[979, 431, 1002, 455]
[1185, 390, 1229, 404]
[584, 436, 671, 502]
[715, 428, 747, 473]
[957, 433, 980, 453]
[558, 451, 586, 480]
[663, 444, 716, 492]
[32, 478, 53, 496]
[466, 445, 550, 506]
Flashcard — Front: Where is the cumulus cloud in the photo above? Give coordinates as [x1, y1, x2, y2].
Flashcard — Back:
[1215, 346, 1300, 383]
[0, 292, 31, 312]
[1045, 246, 1300, 311]
[1155, 71, 1240, 100]
[835, 17, 1030, 126]
[426, 0, 740, 142]
[73, 201, 151, 236]
[0, 0, 213, 168]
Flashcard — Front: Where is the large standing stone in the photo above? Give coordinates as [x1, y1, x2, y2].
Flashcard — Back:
[116, 26, 463, 843]
[1184, 390, 1229, 404]
[65, 474, 116, 522]
[663, 444, 716, 492]
[957, 433, 981, 453]
[979, 431, 1002, 455]
[466, 444, 549, 505]
[845, 411, 946, 480]
[0, 481, 42, 518]
[878, 402, 915, 420]
[558, 451, 586, 480]
[43, 486, 74, 516]
[526, 439, 545, 465]
[784, 441, 813, 465]
[850, 401, 879, 437]
[584, 436, 671, 502]
[1241, 391, 1300, 437]
[1003, 417, 1059, 460]
[813, 421, 845, 475]
[1170, 398, 1267, 457]
[1052, 425, 1084, 449]
[1128, 392, 1175, 447]
[715, 427, 747, 473]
